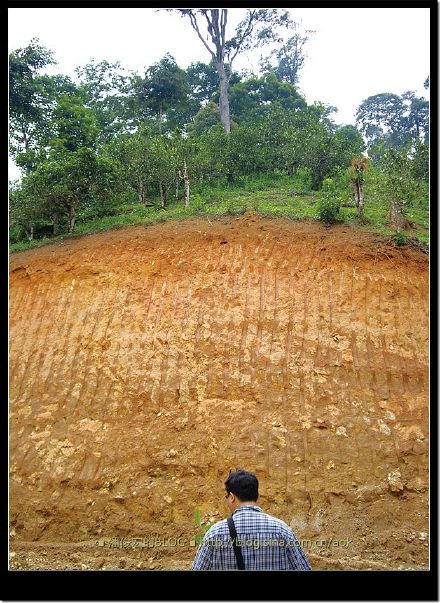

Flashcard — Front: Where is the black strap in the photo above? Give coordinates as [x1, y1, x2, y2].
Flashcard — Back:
[227, 516, 245, 570]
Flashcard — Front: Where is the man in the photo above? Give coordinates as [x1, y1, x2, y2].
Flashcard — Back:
[191, 468, 311, 570]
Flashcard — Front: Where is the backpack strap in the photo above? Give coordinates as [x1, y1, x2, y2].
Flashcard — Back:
[227, 516, 245, 570]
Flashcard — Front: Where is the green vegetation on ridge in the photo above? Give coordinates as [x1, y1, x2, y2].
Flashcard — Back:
[9, 21, 429, 253]
[9, 170, 428, 254]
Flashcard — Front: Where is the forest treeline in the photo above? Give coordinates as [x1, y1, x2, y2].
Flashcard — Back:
[9, 32, 429, 245]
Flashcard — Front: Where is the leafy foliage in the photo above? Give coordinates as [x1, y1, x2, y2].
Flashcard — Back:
[50, 95, 99, 152]
[259, 22, 315, 86]
[193, 507, 215, 545]
[356, 91, 429, 160]
[318, 178, 341, 224]
[229, 73, 307, 122]
[188, 101, 222, 136]
[393, 232, 407, 246]
[8, 32, 429, 249]
[176, 9, 297, 132]
[75, 59, 133, 141]
[381, 147, 421, 231]
[9, 38, 57, 171]
[140, 54, 191, 130]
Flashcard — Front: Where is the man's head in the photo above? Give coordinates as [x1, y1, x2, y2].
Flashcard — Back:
[224, 468, 258, 512]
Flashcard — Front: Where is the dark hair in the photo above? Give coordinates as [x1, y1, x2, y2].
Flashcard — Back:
[225, 468, 258, 502]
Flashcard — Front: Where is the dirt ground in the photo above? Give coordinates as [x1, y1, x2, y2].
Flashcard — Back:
[9, 213, 429, 570]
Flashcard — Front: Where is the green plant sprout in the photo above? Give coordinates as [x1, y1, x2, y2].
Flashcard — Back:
[193, 507, 215, 545]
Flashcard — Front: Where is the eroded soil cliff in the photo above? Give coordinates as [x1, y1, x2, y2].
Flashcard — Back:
[9, 214, 429, 570]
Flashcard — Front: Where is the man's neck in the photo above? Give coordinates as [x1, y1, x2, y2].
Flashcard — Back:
[233, 501, 258, 511]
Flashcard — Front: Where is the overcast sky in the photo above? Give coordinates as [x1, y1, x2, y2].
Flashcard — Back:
[8, 7, 430, 179]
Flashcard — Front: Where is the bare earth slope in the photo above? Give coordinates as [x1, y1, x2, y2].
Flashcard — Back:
[9, 214, 429, 570]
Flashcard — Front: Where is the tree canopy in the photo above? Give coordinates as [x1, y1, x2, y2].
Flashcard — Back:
[9, 30, 428, 245]
[174, 9, 297, 132]
[355, 90, 429, 160]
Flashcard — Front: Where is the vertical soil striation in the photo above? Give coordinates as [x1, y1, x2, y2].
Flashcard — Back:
[9, 214, 428, 569]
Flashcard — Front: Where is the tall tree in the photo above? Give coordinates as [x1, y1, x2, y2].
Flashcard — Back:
[355, 91, 428, 157]
[173, 9, 294, 133]
[140, 54, 190, 132]
[186, 61, 222, 106]
[349, 157, 368, 219]
[401, 91, 429, 143]
[49, 95, 99, 152]
[111, 126, 179, 208]
[259, 22, 314, 86]
[75, 59, 132, 142]
[186, 60, 242, 108]
[229, 72, 307, 122]
[356, 93, 405, 149]
[9, 180, 44, 241]
[383, 149, 412, 232]
[21, 148, 118, 234]
[9, 38, 56, 172]
[114, 130, 152, 206]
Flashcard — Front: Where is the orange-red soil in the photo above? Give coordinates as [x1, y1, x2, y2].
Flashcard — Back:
[9, 214, 429, 570]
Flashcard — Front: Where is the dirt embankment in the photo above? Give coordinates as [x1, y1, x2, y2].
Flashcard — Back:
[9, 214, 429, 570]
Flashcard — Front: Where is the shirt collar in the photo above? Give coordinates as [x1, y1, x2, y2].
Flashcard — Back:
[232, 504, 262, 516]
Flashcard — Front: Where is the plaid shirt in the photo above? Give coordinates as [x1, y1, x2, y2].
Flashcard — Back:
[191, 505, 311, 571]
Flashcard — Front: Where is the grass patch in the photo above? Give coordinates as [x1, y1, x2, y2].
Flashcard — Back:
[9, 178, 428, 253]
[9, 237, 61, 253]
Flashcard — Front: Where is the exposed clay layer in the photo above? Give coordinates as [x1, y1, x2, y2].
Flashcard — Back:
[9, 214, 429, 570]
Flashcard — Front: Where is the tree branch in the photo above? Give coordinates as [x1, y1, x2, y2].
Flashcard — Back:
[228, 10, 257, 68]
[220, 10, 227, 49]
[185, 10, 216, 61]
[199, 9, 225, 64]
[210, 10, 222, 61]
[201, 10, 215, 44]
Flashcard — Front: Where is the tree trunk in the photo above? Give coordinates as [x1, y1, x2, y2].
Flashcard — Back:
[389, 199, 406, 233]
[22, 125, 29, 152]
[52, 213, 59, 236]
[22, 129, 33, 175]
[216, 62, 231, 134]
[25, 225, 34, 241]
[138, 180, 146, 205]
[352, 182, 357, 205]
[159, 181, 166, 208]
[175, 176, 179, 200]
[182, 160, 190, 208]
[355, 180, 364, 217]
[357, 183, 364, 217]
[67, 207, 76, 233]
